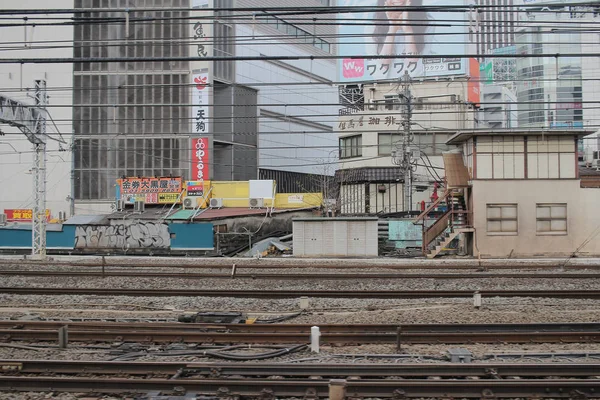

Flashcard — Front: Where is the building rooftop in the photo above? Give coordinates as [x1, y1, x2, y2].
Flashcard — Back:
[335, 167, 404, 184]
[447, 128, 595, 145]
[189, 207, 317, 222]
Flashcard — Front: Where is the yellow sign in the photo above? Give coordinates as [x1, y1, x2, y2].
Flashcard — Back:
[158, 193, 180, 204]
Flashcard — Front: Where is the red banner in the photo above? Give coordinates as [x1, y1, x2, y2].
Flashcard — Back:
[4, 209, 50, 222]
[191, 137, 209, 183]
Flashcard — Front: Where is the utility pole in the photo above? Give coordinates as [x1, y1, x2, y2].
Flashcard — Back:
[392, 71, 415, 212]
[32, 80, 48, 259]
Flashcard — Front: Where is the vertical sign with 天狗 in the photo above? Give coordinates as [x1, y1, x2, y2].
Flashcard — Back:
[190, 0, 213, 181]
[337, 0, 469, 83]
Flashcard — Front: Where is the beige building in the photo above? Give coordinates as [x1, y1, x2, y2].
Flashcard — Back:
[336, 79, 479, 214]
[420, 129, 600, 258]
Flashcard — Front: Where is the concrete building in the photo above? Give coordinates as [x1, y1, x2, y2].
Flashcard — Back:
[420, 128, 600, 258]
[474, 0, 516, 56]
[0, 1, 337, 217]
[514, 1, 600, 130]
[336, 79, 480, 214]
[71, 0, 338, 214]
[0, 1, 74, 218]
[480, 84, 518, 129]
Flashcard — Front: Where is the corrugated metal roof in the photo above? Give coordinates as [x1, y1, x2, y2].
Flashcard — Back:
[166, 209, 207, 220]
[580, 166, 600, 177]
[106, 208, 176, 220]
[0, 223, 64, 231]
[335, 167, 404, 184]
[63, 215, 108, 225]
[192, 207, 316, 221]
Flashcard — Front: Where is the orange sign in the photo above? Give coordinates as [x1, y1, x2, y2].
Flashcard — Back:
[4, 209, 51, 222]
[468, 58, 481, 106]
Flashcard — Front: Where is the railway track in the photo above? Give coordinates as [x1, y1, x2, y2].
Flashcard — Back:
[0, 376, 599, 398]
[2, 360, 600, 398]
[3, 359, 600, 378]
[2, 258, 600, 270]
[2, 286, 600, 298]
[1, 321, 599, 344]
[3, 269, 600, 279]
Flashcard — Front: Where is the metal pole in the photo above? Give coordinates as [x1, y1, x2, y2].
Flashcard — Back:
[401, 72, 413, 212]
[31, 80, 48, 259]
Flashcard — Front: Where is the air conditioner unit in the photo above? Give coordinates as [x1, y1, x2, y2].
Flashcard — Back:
[134, 200, 145, 213]
[183, 197, 195, 210]
[115, 199, 126, 211]
[0, 214, 6, 225]
[249, 198, 264, 208]
[595, 158, 600, 171]
[209, 198, 224, 209]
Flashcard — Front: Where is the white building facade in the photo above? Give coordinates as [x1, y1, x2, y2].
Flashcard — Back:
[0, 1, 74, 218]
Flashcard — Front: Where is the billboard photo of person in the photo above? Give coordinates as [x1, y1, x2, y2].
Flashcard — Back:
[338, 0, 468, 83]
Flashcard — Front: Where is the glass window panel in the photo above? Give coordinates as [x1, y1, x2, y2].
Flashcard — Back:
[487, 206, 501, 219]
[537, 220, 551, 232]
[502, 220, 518, 232]
[487, 221, 501, 232]
[551, 205, 567, 218]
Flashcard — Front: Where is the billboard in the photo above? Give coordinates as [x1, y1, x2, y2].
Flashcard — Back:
[191, 137, 210, 183]
[186, 181, 205, 197]
[337, 0, 468, 83]
[4, 209, 50, 222]
[467, 58, 481, 105]
[117, 177, 183, 205]
[192, 70, 210, 135]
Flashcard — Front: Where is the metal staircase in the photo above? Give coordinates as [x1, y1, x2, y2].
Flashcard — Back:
[414, 188, 474, 258]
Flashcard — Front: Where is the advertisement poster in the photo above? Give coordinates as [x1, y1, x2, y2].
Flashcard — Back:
[117, 177, 183, 204]
[4, 209, 50, 222]
[186, 181, 205, 197]
[337, 0, 468, 83]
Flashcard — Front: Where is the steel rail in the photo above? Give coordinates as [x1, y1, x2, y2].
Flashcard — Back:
[0, 376, 599, 398]
[2, 270, 600, 279]
[2, 321, 600, 334]
[2, 287, 600, 298]
[1, 329, 599, 344]
[1, 260, 600, 270]
[3, 360, 600, 378]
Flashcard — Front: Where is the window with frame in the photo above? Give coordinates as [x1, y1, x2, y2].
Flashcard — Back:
[536, 203, 567, 235]
[339, 135, 362, 159]
[486, 204, 518, 235]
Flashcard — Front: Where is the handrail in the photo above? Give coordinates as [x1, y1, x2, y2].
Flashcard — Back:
[413, 190, 450, 224]
[423, 210, 450, 252]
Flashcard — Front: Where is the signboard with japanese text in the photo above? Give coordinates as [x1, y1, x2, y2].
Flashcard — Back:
[117, 177, 183, 205]
[191, 137, 210, 183]
[337, 0, 468, 83]
[4, 209, 50, 222]
[186, 181, 205, 197]
[338, 115, 401, 132]
[192, 71, 210, 134]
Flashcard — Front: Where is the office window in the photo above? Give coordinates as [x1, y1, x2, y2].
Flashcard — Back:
[339, 135, 362, 159]
[536, 204, 567, 235]
[486, 204, 518, 235]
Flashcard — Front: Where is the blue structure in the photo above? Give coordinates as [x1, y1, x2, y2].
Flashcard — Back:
[0, 224, 76, 249]
[0, 221, 213, 253]
[168, 223, 214, 250]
